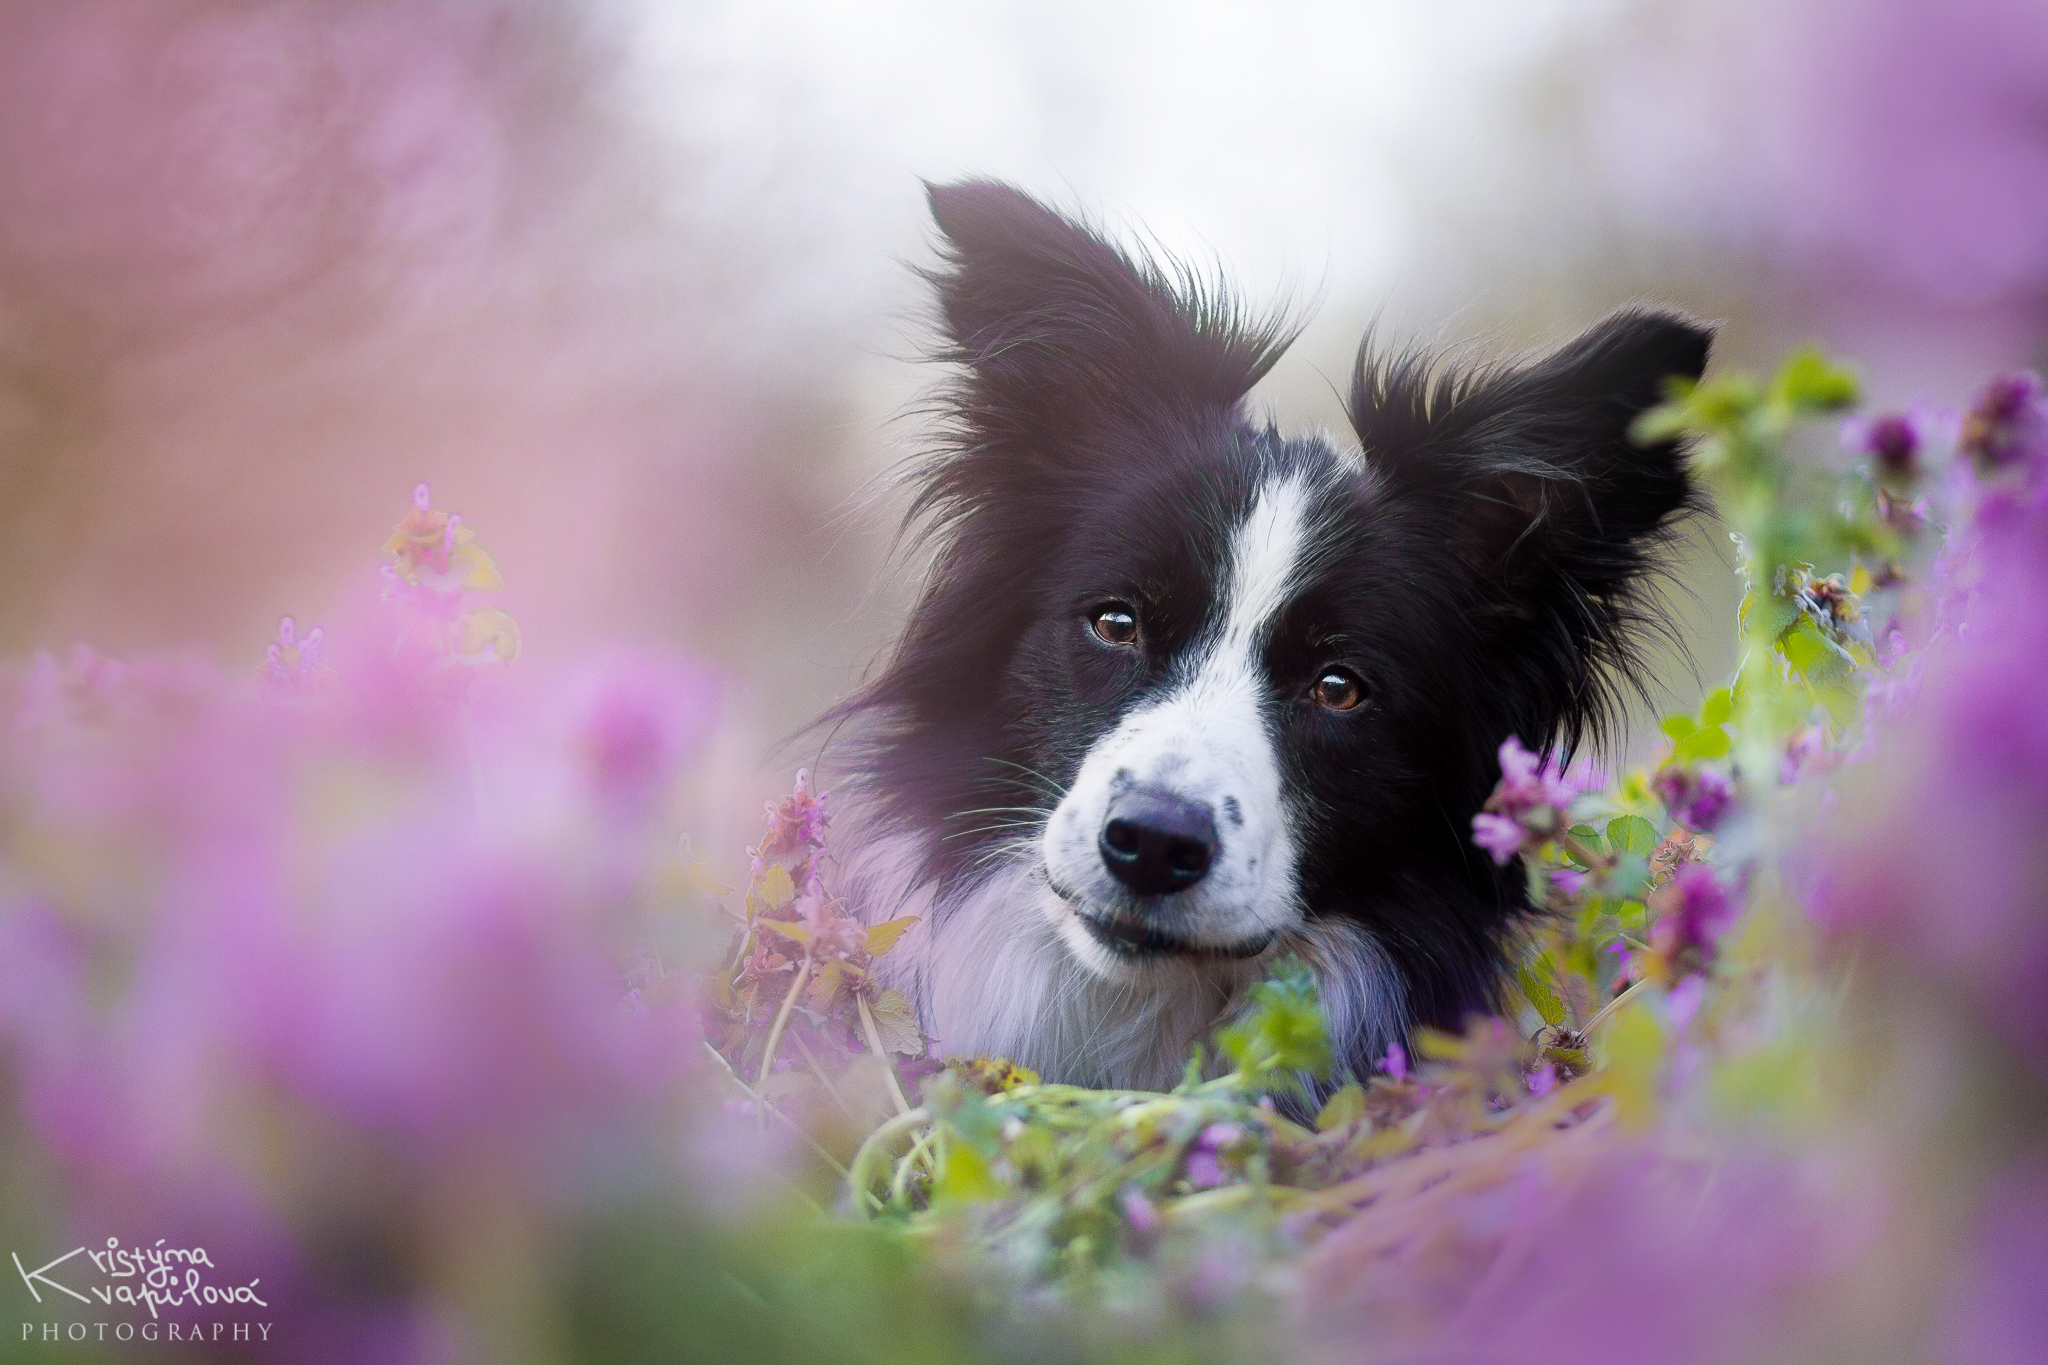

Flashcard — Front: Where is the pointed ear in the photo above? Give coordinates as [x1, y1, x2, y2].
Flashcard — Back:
[1351, 308, 1713, 604]
[924, 180, 1292, 437]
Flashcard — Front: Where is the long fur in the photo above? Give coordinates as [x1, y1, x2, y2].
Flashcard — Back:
[823, 180, 1709, 1088]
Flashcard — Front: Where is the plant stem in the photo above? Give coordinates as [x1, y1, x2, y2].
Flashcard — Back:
[847, 1105, 933, 1217]
[1583, 976, 1652, 1034]
[790, 1030, 858, 1123]
[1560, 830, 1616, 872]
[700, 1040, 864, 1201]
[857, 991, 915, 1116]
[757, 958, 812, 1087]
[889, 1128, 940, 1207]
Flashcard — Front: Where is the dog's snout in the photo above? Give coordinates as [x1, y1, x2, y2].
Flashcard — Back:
[1098, 789, 1217, 896]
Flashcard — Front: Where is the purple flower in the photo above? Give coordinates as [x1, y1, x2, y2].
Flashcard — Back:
[1651, 765, 1737, 832]
[1380, 1041, 1409, 1081]
[1185, 1123, 1243, 1189]
[1120, 1187, 1157, 1233]
[1959, 371, 2048, 475]
[1475, 736, 1603, 865]
[1490, 736, 1598, 817]
[1472, 812, 1528, 866]
[1665, 974, 1707, 1032]
[1652, 864, 1740, 974]
[756, 769, 829, 866]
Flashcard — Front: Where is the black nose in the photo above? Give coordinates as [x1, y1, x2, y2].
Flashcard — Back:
[1099, 789, 1218, 896]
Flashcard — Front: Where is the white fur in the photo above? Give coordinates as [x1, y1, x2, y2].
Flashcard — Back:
[835, 828, 1406, 1090]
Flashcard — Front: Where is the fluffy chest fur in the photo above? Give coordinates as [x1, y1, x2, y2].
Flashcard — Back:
[827, 180, 1708, 1089]
[835, 828, 1406, 1091]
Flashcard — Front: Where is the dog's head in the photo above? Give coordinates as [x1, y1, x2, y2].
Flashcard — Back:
[849, 180, 1708, 995]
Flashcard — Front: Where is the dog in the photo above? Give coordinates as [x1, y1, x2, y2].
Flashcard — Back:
[827, 180, 1708, 1092]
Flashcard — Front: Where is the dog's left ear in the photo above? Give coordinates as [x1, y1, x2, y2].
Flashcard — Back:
[924, 180, 1294, 458]
[1351, 308, 1712, 607]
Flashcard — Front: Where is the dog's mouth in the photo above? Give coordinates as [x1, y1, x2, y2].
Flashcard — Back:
[1074, 912, 1275, 962]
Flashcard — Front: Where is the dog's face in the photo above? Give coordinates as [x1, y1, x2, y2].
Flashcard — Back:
[854, 181, 1707, 1010]
[1020, 454, 1400, 972]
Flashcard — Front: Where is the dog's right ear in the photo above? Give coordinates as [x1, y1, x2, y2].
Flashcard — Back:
[924, 180, 1291, 449]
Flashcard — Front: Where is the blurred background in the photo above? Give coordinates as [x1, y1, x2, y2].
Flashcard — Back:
[3, 0, 2044, 858]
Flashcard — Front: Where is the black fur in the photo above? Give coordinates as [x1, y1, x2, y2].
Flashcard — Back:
[832, 179, 1709, 1072]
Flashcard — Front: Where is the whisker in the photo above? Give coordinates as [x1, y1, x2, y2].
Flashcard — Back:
[977, 756, 1069, 802]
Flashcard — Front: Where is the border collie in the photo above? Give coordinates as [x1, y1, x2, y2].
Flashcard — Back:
[829, 180, 1708, 1092]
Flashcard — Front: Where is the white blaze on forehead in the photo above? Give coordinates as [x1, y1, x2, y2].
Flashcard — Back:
[1212, 473, 1319, 663]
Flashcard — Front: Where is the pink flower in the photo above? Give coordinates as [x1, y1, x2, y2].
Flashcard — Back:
[1960, 372, 2048, 475]
[1651, 765, 1737, 832]
[1841, 401, 1957, 488]
[1665, 974, 1707, 1032]
[796, 892, 865, 961]
[1472, 813, 1528, 866]
[1475, 737, 1601, 866]
[1121, 1187, 1157, 1233]
[1491, 736, 1586, 816]
[755, 769, 829, 865]
[1652, 864, 1740, 978]
[1185, 1124, 1243, 1189]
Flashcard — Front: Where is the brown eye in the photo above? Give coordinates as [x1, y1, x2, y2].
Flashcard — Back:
[1090, 603, 1140, 647]
[1311, 668, 1365, 713]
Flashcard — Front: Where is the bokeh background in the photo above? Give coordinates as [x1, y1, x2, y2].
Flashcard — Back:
[4, 0, 2045, 856]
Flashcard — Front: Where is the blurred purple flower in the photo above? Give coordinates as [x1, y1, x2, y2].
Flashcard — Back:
[1472, 812, 1528, 866]
[564, 652, 719, 824]
[1841, 403, 1955, 488]
[1299, 1136, 1869, 1364]
[1650, 765, 1736, 832]
[755, 768, 828, 868]
[1664, 975, 1706, 1033]
[1185, 1123, 1243, 1189]
[1937, 1162, 2048, 1363]
[1474, 737, 1602, 865]
[1959, 371, 2048, 475]
[1651, 864, 1739, 979]
[1804, 421, 2048, 1059]
[0, 630, 719, 1355]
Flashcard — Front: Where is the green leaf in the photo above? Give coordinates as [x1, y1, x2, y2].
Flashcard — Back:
[1518, 965, 1569, 1028]
[1629, 402, 1694, 446]
[1608, 855, 1653, 902]
[1673, 725, 1732, 762]
[1606, 815, 1658, 858]
[1215, 958, 1333, 1088]
[806, 959, 847, 1012]
[869, 990, 925, 1056]
[1698, 687, 1734, 727]
[1659, 713, 1698, 741]
[1315, 1082, 1367, 1132]
[1599, 1001, 1668, 1132]
[753, 864, 796, 913]
[863, 916, 919, 959]
[757, 919, 812, 947]
[1769, 347, 1859, 413]
[932, 1136, 1006, 1204]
